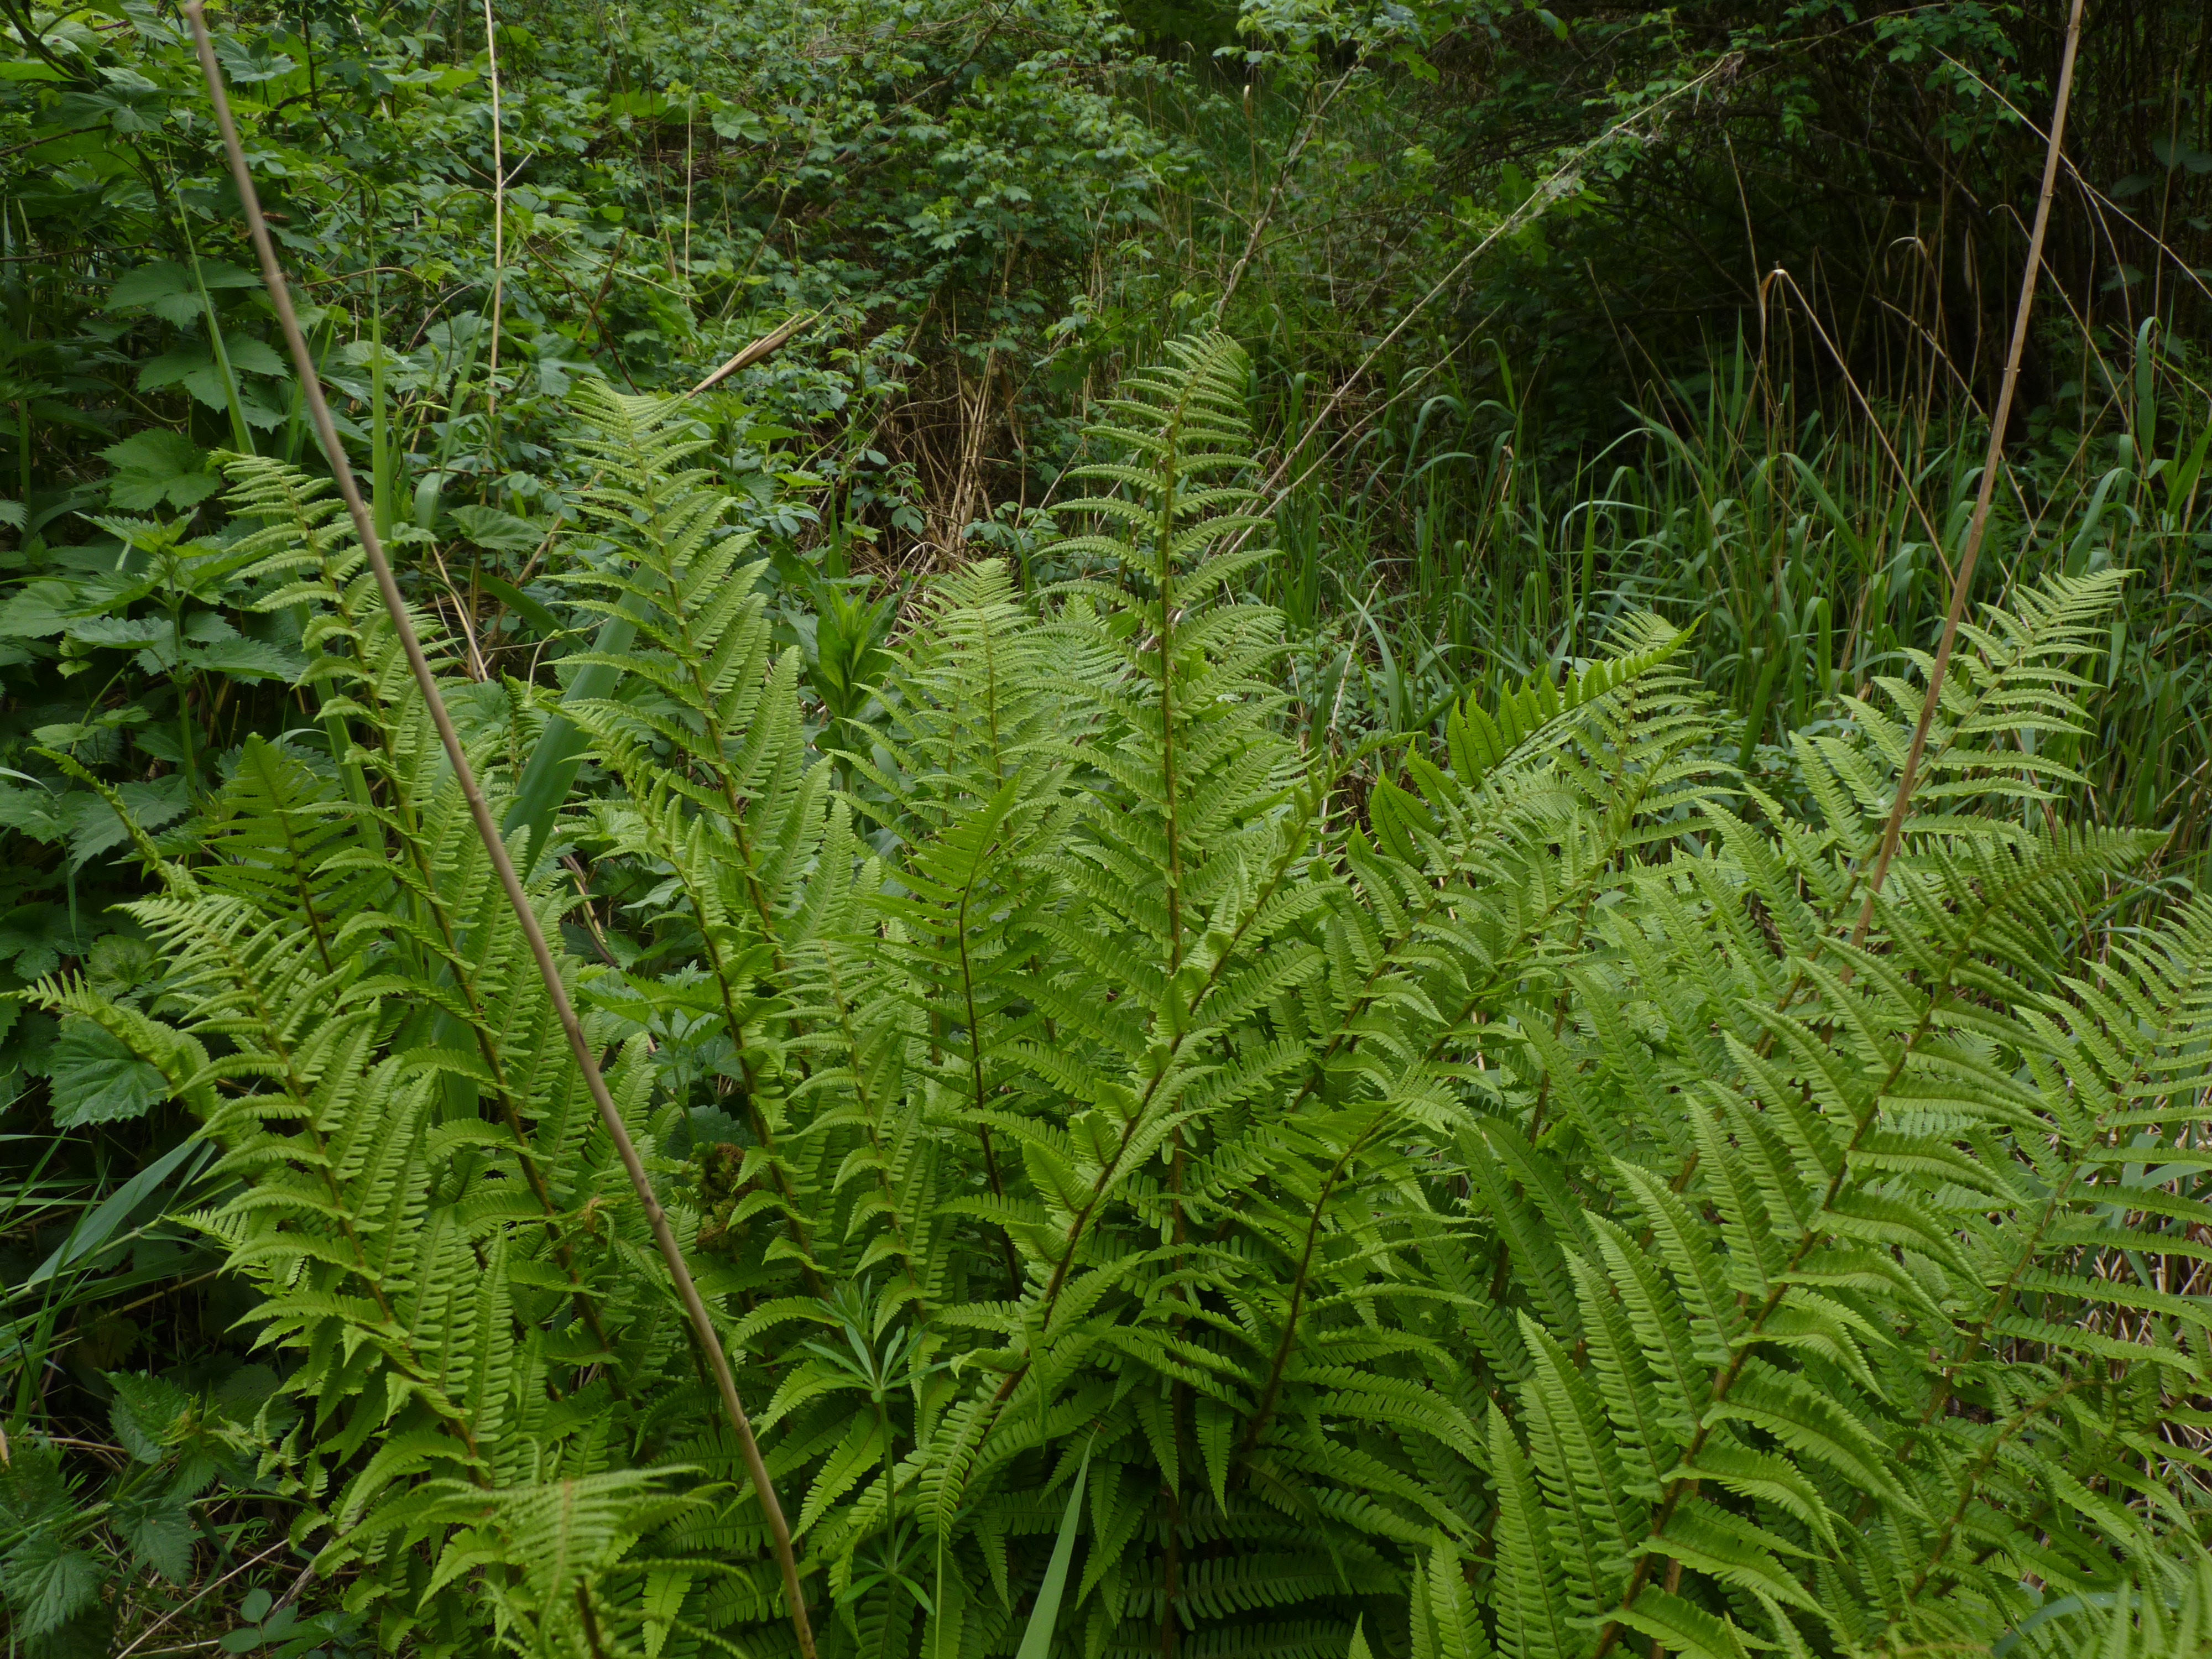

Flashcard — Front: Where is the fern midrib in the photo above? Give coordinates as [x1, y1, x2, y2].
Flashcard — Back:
[255, 760, 340, 975]
[638, 530, 831, 1293]
[320, 558, 442, 986]
[985, 761, 1329, 1413]
[250, 471, 379, 818]
[378, 770, 623, 1358]
[1194, 739, 1665, 1276]
[1848, 601, 2101, 946]
[1032, 768, 1335, 1303]
[953, 825, 1025, 1297]
[289, 549, 626, 1371]
[1745, 604, 2104, 1049]
[1587, 839, 2078, 1658]
[966, 658, 1323, 1374]
[651, 541, 793, 960]
[1157, 403, 1186, 973]
[1900, 1371, 2096, 1614]
[650, 794, 826, 1296]
[1234, 1114, 1391, 1465]
[1863, 930, 2212, 1545]
[817, 945, 932, 1316]
[196, 907, 491, 1472]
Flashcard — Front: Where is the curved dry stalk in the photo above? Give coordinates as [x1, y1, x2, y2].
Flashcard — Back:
[179, 9, 818, 1655]
[1851, 0, 2088, 946]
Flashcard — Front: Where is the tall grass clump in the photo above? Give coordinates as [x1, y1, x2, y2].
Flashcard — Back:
[1232, 328, 2212, 873]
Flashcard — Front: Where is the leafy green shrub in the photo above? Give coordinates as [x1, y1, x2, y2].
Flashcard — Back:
[23, 335, 2210, 1658]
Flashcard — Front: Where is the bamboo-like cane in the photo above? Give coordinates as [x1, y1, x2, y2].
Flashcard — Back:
[179, 10, 817, 1654]
[690, 310, 817, 397]
[1850, 0, 2088, 945]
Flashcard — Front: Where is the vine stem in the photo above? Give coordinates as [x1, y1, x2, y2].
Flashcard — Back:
[1850, 0, 2086, 946]
[180, 11, 817, 1655]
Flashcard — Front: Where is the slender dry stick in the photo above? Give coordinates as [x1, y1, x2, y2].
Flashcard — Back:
[481, 0, 505, 426]
[112, 1536, 295, 1659]
[1201, 51, 1745, 561]
[1849, 0, 2085, 948]
[1214, 57, 1365, 317]
[1764, 266, 1953, 568]
[682, 91, 695, 281]
[180, 11, 818, 1655]
[690, 309, 817, 396]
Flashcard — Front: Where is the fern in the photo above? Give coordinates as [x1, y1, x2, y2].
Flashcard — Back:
[42, 342, 2209, 1659]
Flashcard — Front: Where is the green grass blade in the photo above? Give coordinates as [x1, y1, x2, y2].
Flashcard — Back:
[1012, 1439, 1093, 1659]
[503, 596, 648, 870]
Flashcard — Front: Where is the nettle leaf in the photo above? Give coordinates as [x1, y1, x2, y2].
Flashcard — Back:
[213, 32, 296, 84]
[67, 616, 171, 649]
[138, 341, 290, 418]
[0, 784, 65, 841]
[0, 1441, 74, 1532]
[709, 105, 768, 142]
[220, 338, 289, 378]
[0, 580, 96, 640]
[447, 504, 547, 551]
[63, 776, 192, 868]
[0, 1532, 106, 1640]
[112, 1488, 196, 1581]
[106, 260, 262, 327]
[102, 430, 221, 513]
[32, 1606, 116, 1659]
[184, 636, 302, 681]
[49, 1017, 169, 1126]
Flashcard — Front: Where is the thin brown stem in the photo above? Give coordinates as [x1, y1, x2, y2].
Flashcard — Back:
[1234, 1125, 1380, 1463]
[1851, 0, 2087, 946]
[181, 13, 816, 1654]
[479, 0, 504, 427]
[956, 862, 1024, 1296]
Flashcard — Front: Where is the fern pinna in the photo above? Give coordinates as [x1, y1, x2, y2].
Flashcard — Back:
[31, 343, 2210, 1659]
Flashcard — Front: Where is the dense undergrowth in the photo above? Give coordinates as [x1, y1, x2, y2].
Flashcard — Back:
[3, 0, 2211, 1654]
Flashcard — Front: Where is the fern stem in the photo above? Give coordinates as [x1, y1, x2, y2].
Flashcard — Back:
[1899, 1375, 2093, 1615]
[660, 821, 826, 1297]
[295, 486, 628, 1364]
[1156, 402, 1185, 972]
[1030, 770, 1331, 1313]
[648, 545, 832, 1287]
[182, 23, 819, 1652]
[957, 859, 1025, 1296]
[820, 947, 931, 1314]
[381, 772, 629, 1359]
[574, 1584, 611, 1659]
[1235, 1122, 1381, 1463]
[171, 885, 489, 1471]
[1855, 927, 2197, 1537]
[1589, 846, 2041, 1659]
[1156, 1456, 1185, 1658]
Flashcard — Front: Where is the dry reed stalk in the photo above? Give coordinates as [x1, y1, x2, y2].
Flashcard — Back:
[180, 9, 818, 1654]
[691, 309, 817, 395]
[481, 0, 505, 425]
[1850, 0, 2089, 945]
